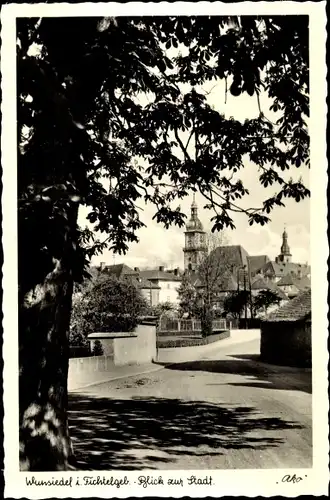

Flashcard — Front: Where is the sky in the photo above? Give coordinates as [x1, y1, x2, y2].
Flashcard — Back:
[79, 77, 310, 270]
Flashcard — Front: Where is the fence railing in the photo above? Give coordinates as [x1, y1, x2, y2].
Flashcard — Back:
[158, 317, 239, 333]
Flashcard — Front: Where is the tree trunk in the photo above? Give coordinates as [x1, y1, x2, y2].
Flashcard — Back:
[18, 205, 79, 471]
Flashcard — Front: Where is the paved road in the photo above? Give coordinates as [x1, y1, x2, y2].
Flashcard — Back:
[69, 330, 312, 470]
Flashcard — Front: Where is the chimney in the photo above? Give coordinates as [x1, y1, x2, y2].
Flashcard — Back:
[134, 267, 139, 272]
[174, 268, 178, 276]
[100, 261, 106, 271]
[159, 266, 164, 272]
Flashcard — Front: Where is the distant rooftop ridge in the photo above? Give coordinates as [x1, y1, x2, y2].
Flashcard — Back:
[265, 289, 311, 322]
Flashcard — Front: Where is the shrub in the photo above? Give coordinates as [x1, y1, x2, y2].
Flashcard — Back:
[70, 273, 149, 341]
[92, 340, 104, 356]
[156, 330, 229, 348]
[201, 308, 213, 337]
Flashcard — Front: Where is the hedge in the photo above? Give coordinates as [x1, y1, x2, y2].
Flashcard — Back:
[156, 330, 230, 348]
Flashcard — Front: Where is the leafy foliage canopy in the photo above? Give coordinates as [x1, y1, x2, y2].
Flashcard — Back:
[18, 16, 309, 285]
[70, 274, 148, 336]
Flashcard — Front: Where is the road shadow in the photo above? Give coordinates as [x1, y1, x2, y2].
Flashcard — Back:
[68, 394, 304, 470]
[159, 355, 312, 394]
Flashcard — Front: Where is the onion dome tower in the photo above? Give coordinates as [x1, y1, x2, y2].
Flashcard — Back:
[276, 226, 292, 264]
[183, 195, 207, 272]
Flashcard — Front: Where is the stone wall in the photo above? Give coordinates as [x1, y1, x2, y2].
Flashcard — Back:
[260, 319, 311, 367]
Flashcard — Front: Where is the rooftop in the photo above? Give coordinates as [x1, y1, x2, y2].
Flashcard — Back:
[248, 255, 270, 274]
[194, 270, 238, 291]
[100, 263, 160, 289]
[101, 263, 138, 279]
[140, 269, 182, 282]
[277, 274, 311, 289]
[257, 260, 311, 278]
[211, 245, 250, 270]
[264, 289, 311, 322]
[251, 276, 288, 300]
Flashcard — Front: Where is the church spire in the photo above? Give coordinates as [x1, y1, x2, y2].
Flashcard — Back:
[281, 226, 290, 255]
[191, 193, 198, 218]
[183, 194, 206, 272]
[186, 194, 201, 230]
[276, 226, 292, 263]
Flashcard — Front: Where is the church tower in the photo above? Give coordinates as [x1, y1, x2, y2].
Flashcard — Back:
[183, 196, 207, 272]
[275, 227, 292, 264]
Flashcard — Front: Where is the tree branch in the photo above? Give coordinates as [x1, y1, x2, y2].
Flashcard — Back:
[185, 128, 195, 151]
[174, 128, 191, 162]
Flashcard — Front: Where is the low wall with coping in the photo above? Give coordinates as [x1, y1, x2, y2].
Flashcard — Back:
[68, 355, 115, 391]
[89, 336, 115, 357]
[157, 331, 230, 364]
[157, 330, 230, 348]
[114, 323, 157, 366]
[68, 322, 157, 390]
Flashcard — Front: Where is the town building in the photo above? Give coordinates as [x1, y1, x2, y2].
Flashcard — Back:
[276, 273, 311, 299]
[247, 255, 270, 275]
[250, 276, 287, 301]
[260, 288, 312, 367]
[191, 244, 252, 312]
[98, 263, 160, 307]
[95, 203, 310, 311]
[250, 228, 311, 286]
[248, 229, 311, 299]
[182, 197, 310, 308]
[139, 266, 182, 304]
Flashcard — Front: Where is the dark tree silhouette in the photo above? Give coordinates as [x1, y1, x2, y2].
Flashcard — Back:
[252, 289, 282, 317]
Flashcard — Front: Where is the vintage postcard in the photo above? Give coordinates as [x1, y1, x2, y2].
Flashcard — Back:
[1, 1, 328, 498]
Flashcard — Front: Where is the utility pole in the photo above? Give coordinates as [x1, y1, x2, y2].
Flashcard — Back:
[243, 266, 247, 329]
[237, 268, 240, 324]
[247, 260, 253, 320]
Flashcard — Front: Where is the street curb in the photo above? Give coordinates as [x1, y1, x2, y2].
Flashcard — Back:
[69, 363, 167, 392]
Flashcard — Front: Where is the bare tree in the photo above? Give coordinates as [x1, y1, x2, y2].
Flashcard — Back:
[194, 231, 234, 334]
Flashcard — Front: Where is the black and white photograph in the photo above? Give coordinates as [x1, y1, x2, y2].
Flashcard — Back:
[2, 1, 328, 498]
